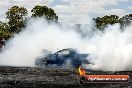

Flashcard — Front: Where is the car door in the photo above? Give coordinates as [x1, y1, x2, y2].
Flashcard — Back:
[56, 50, 71, 65]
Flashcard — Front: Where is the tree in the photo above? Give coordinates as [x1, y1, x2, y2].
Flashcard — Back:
[0, 21, 10, 32]
[119, 14, 132, 28]
[6, 6, 28, 33]
[0, 21, 12, 48]
[94, 15, 119, 30]
[0, 21, 12, 39]
[31, 5, 58, 22]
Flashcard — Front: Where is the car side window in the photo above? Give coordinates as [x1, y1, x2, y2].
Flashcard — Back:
[57, 50, 70, 56]
[62, 50, 69, 55]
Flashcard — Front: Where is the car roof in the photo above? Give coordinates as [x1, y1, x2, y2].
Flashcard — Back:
[55, 48, 77, 54]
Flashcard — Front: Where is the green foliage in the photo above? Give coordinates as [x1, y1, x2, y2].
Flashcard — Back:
[6, 6, 28, 33]
[0, 5, 59, 48]
[0, 21, 13, 47]
[0, 21, 10, 32]
[94, 15, 120, 30]
[31, 5, 58, 22]
[0, 21, 12, 38]
[0, 5, 132, 48]
[0, 30, 12, 39]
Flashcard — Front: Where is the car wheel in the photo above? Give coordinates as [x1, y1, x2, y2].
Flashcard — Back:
[79, 76, 86, 84]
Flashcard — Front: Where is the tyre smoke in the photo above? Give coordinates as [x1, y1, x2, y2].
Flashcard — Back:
[0, 17, 132, 71]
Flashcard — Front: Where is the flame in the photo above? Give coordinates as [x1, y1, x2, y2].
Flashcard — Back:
[78, 66, 86, 76]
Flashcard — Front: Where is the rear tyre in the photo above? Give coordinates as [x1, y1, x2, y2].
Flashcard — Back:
[79, 76, 86, 84]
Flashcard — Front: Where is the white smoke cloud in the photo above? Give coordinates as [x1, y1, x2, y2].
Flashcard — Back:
[0, 17, 132, 71]
[85, 24, 132, 71]
[0, 17, 86, 66]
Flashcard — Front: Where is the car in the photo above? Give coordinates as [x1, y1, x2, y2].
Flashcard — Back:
[35, 48, 89, 68]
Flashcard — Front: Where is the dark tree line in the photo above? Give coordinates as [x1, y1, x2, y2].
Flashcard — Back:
[0, 5, 132, 49]
[31, 6, 58, 22]
[0, 5, 58, 48]
[94, 14, 132, 30]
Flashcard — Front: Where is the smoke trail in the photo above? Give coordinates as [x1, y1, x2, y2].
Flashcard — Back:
[0, 18, 88, 66]
[0, 17, 132, 71]
[86, 24, 132, 71]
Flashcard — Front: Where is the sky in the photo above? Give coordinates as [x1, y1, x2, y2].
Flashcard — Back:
[0, 0, 132, 25]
